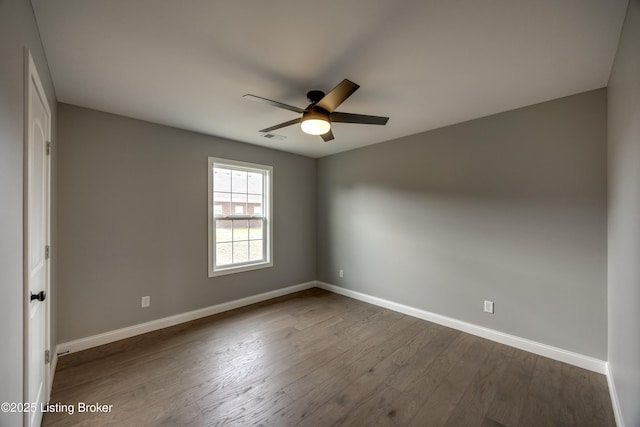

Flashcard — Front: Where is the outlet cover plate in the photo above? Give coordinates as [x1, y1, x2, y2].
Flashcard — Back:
[484, 300, 494, 314]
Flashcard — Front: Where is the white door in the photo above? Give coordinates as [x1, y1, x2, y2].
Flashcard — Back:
[25, 51, 51, 427]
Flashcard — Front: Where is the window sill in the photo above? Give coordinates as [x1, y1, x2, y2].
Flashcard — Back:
[208, 261, 273, 278]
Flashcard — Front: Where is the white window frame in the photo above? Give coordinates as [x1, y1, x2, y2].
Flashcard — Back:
[208, 157, 273, 277]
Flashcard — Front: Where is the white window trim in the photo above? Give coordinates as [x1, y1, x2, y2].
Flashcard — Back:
[208, 157, 273, 277]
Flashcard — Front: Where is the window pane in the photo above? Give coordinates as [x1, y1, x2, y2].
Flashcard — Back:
[249, 219, 263, 239]
[234, 205, 245, 215]
[248, 196, 262, 216]
[247, 172, 263, 195]
[231, 170, 247, 193]
[233, 241, 249, 263]
[215, 220, 232, 242]
[213, 168, 231, 192]
[216, 242, 232, 266]
[233, 220, 249, 240]
[249, 240, 263, 261]
[249, 204, 262, 216]
[213, 192, 231, 202]
[214, 201, 230, 216]
[231, 193, 247, 203]
[248, 193, 262, 204]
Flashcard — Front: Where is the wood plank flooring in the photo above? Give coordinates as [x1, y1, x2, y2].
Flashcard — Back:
[43, 288, 615, 426]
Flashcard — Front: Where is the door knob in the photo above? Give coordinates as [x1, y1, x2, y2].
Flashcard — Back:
[30, 291, 46, 302]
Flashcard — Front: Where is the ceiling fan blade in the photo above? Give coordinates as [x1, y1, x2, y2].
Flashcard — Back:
[320, 129, 335, 142]
[330, 112, 389, 125]
[315, 79, 360, 113]
[244, 94, 305, 114]
[259, 118, 301, 133]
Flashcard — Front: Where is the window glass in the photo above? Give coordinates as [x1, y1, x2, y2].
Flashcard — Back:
[208, 158, 272, 277]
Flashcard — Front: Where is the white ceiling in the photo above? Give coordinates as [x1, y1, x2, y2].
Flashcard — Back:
[32, 0, 627, 158]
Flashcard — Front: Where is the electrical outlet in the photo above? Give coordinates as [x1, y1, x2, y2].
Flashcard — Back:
[484, 300, 494, 314]
[141, 296, 150, 308]
[339, 269, 344, 278]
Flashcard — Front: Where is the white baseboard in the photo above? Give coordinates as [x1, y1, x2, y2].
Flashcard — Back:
[315, 281, 607, 374]
[57, 281, 316, 356]
[606, 363, 625, 427]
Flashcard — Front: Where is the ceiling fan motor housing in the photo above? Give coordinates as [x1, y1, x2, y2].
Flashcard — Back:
[306, 90, 325, 104]
[302, 108, 330, 123]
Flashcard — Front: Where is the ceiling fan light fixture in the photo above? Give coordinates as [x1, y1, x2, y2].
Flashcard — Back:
[301, 118, 331, 135]
[301, 109, 331, 135]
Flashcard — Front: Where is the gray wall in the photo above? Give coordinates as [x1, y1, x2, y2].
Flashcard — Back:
[0, 0, 57, 425]
[608, 0, 640, 425]
[317, 89, 607, 359]
[57, 104, 316, 342]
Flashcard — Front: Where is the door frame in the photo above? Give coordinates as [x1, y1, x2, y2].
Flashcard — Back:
[23, 49, 52, 426]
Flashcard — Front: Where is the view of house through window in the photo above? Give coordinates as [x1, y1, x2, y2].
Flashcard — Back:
[208, 157, 272, 277]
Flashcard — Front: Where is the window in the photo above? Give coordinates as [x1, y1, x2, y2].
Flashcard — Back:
[208, 157, 272, 277]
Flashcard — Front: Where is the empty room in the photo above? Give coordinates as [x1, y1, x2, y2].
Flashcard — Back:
[1, 0, 639, 426]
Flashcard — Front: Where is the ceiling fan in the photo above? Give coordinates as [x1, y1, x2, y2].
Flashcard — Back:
[243, 79, 389, 142]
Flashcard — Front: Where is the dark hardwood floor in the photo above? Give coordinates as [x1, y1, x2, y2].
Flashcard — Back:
[43, 288, 615, 426]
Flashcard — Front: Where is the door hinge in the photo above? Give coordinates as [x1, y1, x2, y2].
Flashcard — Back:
[46, 141, 51, 155]
[45, 245, 50, 260]
[45, 349, 50, 364]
